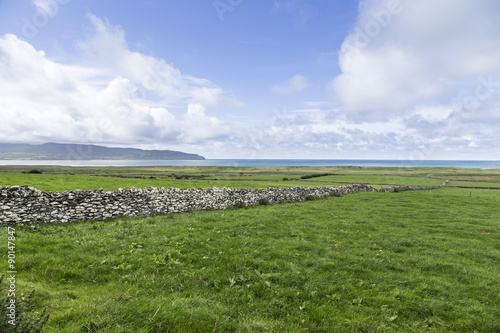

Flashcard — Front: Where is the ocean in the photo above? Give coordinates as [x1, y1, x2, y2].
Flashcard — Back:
[0, 159, 499, 169]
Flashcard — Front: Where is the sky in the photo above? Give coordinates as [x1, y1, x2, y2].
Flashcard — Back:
[0, 0, 499, 160]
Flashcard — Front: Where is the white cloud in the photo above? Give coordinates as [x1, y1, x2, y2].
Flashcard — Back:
[315, 0, 500, 159]
[0, 15, 236, 149]
[271, 74, 309, 94]
[33, 0, 61, 16]
[78, 15, 231, 107]
[412, 105, 453, 123]
[180, 103, 231, 143]
[330, 0, 500, 116]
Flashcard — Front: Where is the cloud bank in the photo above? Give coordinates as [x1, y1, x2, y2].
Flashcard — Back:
[332, 0, 500, 113]
[325, 0, 500, 158]
[0, 15, 233, 150]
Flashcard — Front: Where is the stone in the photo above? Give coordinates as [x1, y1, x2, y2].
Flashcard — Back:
[0, 183, 436, 226]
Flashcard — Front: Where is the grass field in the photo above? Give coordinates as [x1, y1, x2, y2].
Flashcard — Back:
[446, 181, 500, 188]
[1, 166, 500, 332]
[2, 164, 495, 191]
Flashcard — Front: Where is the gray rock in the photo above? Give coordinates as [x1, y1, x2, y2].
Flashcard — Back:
[0, 183, 436, 226]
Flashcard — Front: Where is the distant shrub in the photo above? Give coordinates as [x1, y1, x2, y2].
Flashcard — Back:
[282, 177, 289, 181]
[25, 170, 43, 174]
[300, 173, 331, 180]
[234, 201, 247, 209]
[258, 198, 270, 205]
[227, 201, 247, 209]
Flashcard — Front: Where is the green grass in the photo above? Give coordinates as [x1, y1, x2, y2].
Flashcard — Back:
[1, 166, 500, 331]
[447, 180, 500, 188]
[0, 165, 485, 191]
[0, 173, 334, 191]
[309, 175, 445, 186]
[2, 187, 500, 332]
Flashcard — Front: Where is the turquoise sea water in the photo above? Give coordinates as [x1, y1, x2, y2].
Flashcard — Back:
[0, 159, 499, 169]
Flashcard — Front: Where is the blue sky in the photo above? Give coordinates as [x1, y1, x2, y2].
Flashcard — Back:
[0, 0, 499, 160]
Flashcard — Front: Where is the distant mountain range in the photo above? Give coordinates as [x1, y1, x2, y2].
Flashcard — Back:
[0, 143, 205, 160]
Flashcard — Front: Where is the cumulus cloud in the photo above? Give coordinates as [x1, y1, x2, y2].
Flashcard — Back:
[0, 15, 234, 148]
[330, 0, 500, 114]
[78, 15, 230, 106]
[322, 0, 500, 158]
[180, 103, 231, 143]
[271, 74, 309, 94]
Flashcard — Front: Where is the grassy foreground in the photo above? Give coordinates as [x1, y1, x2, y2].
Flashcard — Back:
[1, 166, 500, 332]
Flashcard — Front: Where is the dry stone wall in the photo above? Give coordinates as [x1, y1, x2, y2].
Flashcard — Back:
[379, 180, 447, 192]
[0, 184, 378, 226]
[379, 185, 441, 192]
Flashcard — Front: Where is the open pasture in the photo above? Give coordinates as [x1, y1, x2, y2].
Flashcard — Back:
[1, 166, 499, 332]
[2, 165, 498, 191]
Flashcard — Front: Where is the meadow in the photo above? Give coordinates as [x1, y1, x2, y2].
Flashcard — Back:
[1, 165, 499, 332]
[3, 164, 499, 191]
